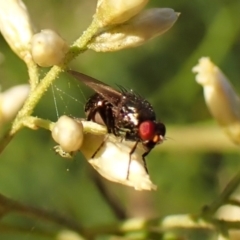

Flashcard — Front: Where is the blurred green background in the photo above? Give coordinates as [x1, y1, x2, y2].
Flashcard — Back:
[0, 0, 240, 239]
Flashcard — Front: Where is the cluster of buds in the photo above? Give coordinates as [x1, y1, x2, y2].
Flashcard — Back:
[193, 57, 240, 145]
[0, 0, 179, 63]
[0, 84, 30, 125]
[52, 116, 156, 190]
[90, 0, 179, 52]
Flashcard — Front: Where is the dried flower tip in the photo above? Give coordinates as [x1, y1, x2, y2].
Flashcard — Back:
[89, 8, 179, 52]
[95, 0, 148, 27]
[52, 116, 83, 152]
[53, 145, 74, 159]
[31, 29, 69, 67]
[193, 57, 240, 145]
[80, 133, 157, 191]
[0, 84, 30, 124]
[0, 0, 34, 62]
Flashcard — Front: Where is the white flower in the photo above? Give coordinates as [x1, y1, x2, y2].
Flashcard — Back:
[0, 0, 34, 63]
[88, 8, 179, 52]
[31, 29, 68, 67]
[193, 57, 240, 145]
[95, 0, 148, 27]
[0, 84, 30, 125]
[80, 132, 157, 191]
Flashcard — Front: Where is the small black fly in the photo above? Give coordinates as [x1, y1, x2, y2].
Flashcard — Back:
[68, 70, 166, 177]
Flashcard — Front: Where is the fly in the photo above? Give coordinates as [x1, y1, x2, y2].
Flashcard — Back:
[68, 70, 166, 178]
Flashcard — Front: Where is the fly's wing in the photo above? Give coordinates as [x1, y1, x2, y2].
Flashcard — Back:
[68, 70, 121, 106]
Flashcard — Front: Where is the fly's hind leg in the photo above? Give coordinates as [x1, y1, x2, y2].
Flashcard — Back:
[126, 141, 139, 180]
[91, 135, 109, 159]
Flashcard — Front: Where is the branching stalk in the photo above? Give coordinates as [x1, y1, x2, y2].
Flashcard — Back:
[0, 19, 100, 154]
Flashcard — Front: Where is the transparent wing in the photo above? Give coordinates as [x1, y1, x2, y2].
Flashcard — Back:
[68, 70, 122, 106]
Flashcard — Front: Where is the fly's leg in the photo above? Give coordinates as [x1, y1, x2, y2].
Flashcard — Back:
[91, 135, 109, 158]
[126, 141, 139, 180]
[142, 151, 150, 174]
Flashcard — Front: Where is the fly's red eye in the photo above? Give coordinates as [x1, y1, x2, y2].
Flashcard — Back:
[139, 121, 155, 141]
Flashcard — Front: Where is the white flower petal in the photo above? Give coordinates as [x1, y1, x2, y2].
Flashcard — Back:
[0, 84, 30, 124]
[0, 0, 34, 62]
[81, 133, 157, 191]
[95, 0, 148, 27]
[193, 57, 240, 145]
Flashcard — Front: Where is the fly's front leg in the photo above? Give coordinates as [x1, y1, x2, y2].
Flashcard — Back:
[142, 150, 150, 174]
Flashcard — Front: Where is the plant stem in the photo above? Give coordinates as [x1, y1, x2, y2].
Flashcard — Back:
[0, 19, 100, 154]
[22, 116, 55, 130]
[27, 59, 39, 90]
[0, 193, 84, 235]
[203, 171, 240, 216]
[89, 169, 127, 220]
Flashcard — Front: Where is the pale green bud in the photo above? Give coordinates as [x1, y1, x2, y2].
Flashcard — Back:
[88, 8, 179, 52]
[56, 230, 84, 240]
[31, 29, 69, 67]
[0, 0, 34, 63]
[193, 57, 240, 145]
[95, 0, 148, 27]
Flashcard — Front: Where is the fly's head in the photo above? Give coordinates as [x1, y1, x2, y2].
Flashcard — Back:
[115, 90, 166, 150]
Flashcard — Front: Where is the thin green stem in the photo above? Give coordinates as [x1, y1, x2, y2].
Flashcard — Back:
[22, 116, 55, 131]
[0, 193, 84, 235]
[0, 223, 55, 239]
[27, 59, 39, 90]
[227, 198, 240, 208]
[203, 171, 240, 216]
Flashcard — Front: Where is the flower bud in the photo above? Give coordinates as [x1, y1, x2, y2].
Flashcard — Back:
[80, 132, 157, 191]
[193, 57, 240, 145]
[95, 0, 148, 27]
[0, 84, 30, 124]
[31, 29, 69, 67]
[52, 116, 83, 152]
[0, 0, 34, 62]
[89, 8, 179, 52]
[56, 230, 84, 240]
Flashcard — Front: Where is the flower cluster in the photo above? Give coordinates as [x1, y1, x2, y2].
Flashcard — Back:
[0, 0, 179, 65]
[0, 0, 179, 190]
